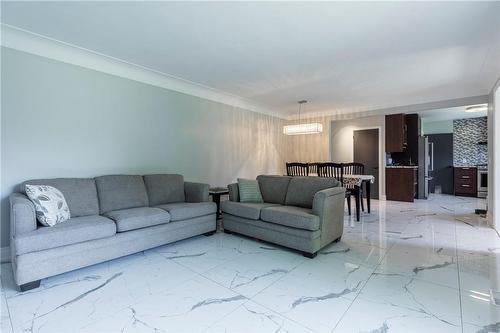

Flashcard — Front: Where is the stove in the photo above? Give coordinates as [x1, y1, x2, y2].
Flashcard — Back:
[476, 164, 488, 198]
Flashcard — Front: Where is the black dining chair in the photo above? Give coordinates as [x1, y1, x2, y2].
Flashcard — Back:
[308, 162, 320, 175]
[343, 162, 364, 176]
[343, 162, 365, 212]
[317, 162, 343, 180]
[317, 163, 356, 219]
[286, 162, 309, 176]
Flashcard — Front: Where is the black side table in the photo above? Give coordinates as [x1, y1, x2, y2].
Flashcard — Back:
[209, 187, 229, 219]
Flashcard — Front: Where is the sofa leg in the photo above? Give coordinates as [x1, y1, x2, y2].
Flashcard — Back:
[19, 280, 40, 292]
[334, 236, 342, 243]
[302, 251, 317, 259]
[203, 231, 216, 236]
[223, 229, 232, 234]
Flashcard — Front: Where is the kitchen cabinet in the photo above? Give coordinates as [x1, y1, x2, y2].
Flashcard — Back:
[454, 167, 477, 197]
[386, 167, 417, 202]
[385, 114, 406, 153]
[404, 114, 421, 165]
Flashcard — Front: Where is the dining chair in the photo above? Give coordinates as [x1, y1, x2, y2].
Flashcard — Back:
[343, 162, 365, 212]
[308, 162, 319, 175]
[317, 163, 355, 218]
[343, 162, 364, 176]
[317, 162, 343, 180]
[286, 162, 309, 176]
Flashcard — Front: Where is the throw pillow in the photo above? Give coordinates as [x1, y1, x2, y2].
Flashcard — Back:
[237, 178, 263, 203]
[25, 185, 71, 226]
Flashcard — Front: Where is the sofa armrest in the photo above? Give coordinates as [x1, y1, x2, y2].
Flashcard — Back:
[312, 187, 345, 247]
[184, 182, 209, 202]
[10, 193, 37, 237]
[228, 183, 239, 202]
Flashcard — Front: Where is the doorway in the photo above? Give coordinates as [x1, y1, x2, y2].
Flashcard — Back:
[427, 134, 453, 194]
[353, 129, 379, 199]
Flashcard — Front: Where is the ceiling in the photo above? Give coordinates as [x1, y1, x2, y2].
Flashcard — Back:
[418, 105, 488, 123]
[2, 2, 499, 118]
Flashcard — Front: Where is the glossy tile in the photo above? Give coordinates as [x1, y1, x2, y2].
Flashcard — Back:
[0, 194, 497, 333]
[334, 274, 462, 333]
[252, 254, 374, 332]
[375, 241, 459, 289]
[75, 276, 247, 333]
[0, 278, 13, 333]
[202, 248, 305, 298]
[461, 291, 500, 333]
[204, 300, 313, 333]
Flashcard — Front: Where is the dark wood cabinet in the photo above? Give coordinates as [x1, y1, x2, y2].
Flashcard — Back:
[385, 114, 406, 153]
[386, 167, 417, 202]
[454, 167, 477, 197]
[404, 114, 421, 165]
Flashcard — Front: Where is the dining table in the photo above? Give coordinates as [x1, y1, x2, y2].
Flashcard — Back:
[343, 174, 376, 221]
[309, 173, 375, 221]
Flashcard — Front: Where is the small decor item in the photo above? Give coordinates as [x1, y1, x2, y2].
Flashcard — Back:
[237, 178, 263, 203]
[25, 185, 70, 226]
[283, 100, 323, 135]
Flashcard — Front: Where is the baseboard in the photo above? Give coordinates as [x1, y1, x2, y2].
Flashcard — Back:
[0, 246, 11, 263]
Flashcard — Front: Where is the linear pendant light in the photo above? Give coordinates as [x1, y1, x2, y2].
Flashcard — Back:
[283, 100, 323, 135]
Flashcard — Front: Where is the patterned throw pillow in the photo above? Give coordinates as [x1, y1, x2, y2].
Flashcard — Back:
[25, 185, 71, 226]
[237, 178, 263, 203]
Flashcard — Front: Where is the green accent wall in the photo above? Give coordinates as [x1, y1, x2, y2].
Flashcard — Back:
[421, 120, 453, 135]
[1, 47, 285, 248]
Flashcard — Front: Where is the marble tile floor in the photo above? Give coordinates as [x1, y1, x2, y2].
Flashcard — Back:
[1, 194, 499, 333]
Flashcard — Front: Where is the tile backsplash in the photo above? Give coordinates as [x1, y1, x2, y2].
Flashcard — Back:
[453, 117, 487, 166]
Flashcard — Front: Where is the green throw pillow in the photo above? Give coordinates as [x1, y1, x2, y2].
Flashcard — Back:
[237, 178, 263, 203]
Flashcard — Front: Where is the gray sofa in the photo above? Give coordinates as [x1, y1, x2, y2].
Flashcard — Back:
[10, 174, 216, 291]
[221, 175, 345, 258]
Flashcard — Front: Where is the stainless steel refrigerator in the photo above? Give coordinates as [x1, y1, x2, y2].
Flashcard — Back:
[418, 136, 433, 199]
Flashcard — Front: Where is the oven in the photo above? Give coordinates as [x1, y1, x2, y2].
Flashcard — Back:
[477, 165, 488, 198]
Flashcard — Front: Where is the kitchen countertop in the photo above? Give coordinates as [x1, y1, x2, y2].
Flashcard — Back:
[386, 165, 419, 169]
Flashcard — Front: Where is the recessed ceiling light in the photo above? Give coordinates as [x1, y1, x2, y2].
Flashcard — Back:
[465, 104, 488, 113]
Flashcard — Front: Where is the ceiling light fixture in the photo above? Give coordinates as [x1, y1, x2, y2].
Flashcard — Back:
[465, 104, 488, 113]
[283, 100, 323, 135]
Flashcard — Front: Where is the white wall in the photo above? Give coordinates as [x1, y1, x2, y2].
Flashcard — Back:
[488, 77, 500, 232]
[0, 47, 285, 249]
[329, 116, 386, 197]
[283, 114, 386, 197]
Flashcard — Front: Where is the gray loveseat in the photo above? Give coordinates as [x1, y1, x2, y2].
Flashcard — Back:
[221, 175, 345, 258]
[10, 174, 216, 291]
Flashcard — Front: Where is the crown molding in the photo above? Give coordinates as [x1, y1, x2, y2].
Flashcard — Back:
[288, 94, 490, 121]
[1, 24, 281, 118]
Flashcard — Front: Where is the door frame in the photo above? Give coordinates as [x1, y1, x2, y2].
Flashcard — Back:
[329, 124, 385, 200]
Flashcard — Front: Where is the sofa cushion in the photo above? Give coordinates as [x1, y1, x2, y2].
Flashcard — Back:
[156, 202, 216, 221]
[25, 185, 71, 226]
[104, 207, 170, 232]
[21, 178, 99, 217]
[256, 175, 292, 204]
[221, 201, 280, 220]
[285, 177, 340, 208]
[237, 178, 264, 203]
[14, 215, 116, 255]
[228, 183, 239, 202]
[143, 174, 185, 206]
[95, 175, 149, 214]
[260, 206, 320, 231]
